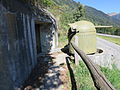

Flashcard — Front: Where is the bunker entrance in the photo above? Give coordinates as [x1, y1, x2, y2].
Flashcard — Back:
[35, 23, 42, 54]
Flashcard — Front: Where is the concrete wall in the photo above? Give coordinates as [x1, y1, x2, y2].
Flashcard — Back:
[0, 0, 57, 89]
[39, 23, 58, 53]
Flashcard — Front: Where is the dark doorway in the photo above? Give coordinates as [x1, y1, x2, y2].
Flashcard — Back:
[35, 24, 42, 54]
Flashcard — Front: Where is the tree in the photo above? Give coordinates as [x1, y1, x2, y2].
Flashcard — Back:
[40, 0, 54, 7]
[73, 5, 85, 21]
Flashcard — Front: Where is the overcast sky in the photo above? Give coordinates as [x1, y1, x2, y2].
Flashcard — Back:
[73, 0, 120, 13]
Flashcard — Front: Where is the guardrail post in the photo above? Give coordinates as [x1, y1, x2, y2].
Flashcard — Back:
[74, 36, 79, 65]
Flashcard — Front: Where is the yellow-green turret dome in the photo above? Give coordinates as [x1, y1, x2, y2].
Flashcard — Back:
[68, 20, 97, 54]
[69, 20, 96, 32]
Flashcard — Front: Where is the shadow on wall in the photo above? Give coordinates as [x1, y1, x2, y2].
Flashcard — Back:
[20, 55, 63, 90]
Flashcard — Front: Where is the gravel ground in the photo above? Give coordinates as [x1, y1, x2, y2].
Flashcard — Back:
[39, 52, 69, 90]
[22, 52, 69, 90]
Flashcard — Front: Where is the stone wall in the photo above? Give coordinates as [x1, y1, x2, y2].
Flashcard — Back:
[0, 0, 57, 89]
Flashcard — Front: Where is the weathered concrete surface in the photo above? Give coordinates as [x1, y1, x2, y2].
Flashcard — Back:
[88, 37, 120, 69]
[0, 0, 58, 89]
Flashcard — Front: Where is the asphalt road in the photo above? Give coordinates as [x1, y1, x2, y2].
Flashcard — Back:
[95, 37, 120, 69]
[97, 33, 120, 38]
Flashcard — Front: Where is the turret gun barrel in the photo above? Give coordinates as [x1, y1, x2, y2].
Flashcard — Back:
[95, 26, 113, 28]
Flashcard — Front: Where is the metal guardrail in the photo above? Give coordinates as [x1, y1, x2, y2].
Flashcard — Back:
[71, 41, 116, 90]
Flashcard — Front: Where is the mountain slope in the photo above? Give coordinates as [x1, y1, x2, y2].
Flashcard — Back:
[50, 0, 120, 27]
[108, 13, 119, 16]
[52, 0, 79, 10]
[111, 13, 120, 21]
[85, 6, 120, 26]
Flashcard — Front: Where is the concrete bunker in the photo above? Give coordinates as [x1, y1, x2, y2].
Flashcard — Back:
[35, 23, 41, 54]
[0, 0, 58, 89]
[34, 20, 58, 55]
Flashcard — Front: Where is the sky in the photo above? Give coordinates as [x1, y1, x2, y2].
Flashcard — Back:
[74, 0, 120, 14]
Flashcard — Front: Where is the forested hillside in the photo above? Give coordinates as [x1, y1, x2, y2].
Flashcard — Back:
[25, 0, 120, 27]
[49, 0, 120, 26]
[52, 0, 78, 9]
[31, 0, 120, 36]
[85, 6, 120, 26]
[48, 0, 85, 35]
[48, 0, 120, 36]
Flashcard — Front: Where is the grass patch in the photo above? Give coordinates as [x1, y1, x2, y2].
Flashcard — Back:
[58, 35, 68, 48]
[69, 61, 120, 90]
[101, 66, 120, 90]
[71, 61, 96, 90]
[97, 35, 120, 45]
